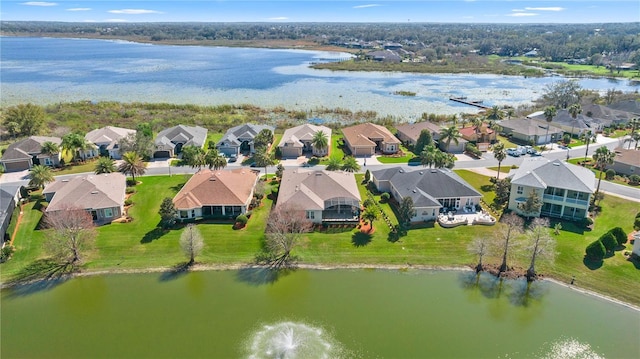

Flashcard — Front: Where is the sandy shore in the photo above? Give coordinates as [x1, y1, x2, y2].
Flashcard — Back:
[3, 262, 638, 312]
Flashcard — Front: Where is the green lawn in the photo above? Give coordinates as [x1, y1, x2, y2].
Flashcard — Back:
[53, 159, 99, 175]
[376, 144, 416, 164]
[2, 174, 639, 306]
[320, 133, 346, 164]
[567, 158, 635, 187]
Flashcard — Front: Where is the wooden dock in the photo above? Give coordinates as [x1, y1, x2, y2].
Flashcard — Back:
[449, 97, 491, 110]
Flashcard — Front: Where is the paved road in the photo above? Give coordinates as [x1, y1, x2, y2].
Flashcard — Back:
[2, 135, 638, 202]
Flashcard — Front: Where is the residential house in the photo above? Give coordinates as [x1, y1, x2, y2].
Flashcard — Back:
[607, 100, 640, 117]
[371, 167, 482, 222]
[172, 168, 259, 221]
[395, 121, 441, 146]
[438, 136, 467, 154]
[0, 136, 62, 172]
[85, 126, 136, 160]
[366, 50, 402, 63]
[581, 104, 634, 128]
[507, 158, 595, 220]
[342, 123, 400, 156]
[277, 169, 361, 224]
[278, 124, 332, 158]
[216, 124, 275, 157]
[633, 234, 640, 257]
[43, 173, 126, 223]
[0, 184, 21, 246]
[459, 124, 496, 144]
[611, 148, 640, 176]
[153, 125, 208, 158]
[527, 110, 595, 136]
[499, 118, 564, 145]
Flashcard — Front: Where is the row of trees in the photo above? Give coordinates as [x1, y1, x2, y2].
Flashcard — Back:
[468, 215, 556, 282]
[585, 227, 628, 261]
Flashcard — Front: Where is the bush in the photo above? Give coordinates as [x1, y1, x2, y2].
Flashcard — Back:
[629, 174, 640, 185]
[585, 240, 606, 260]
[0, 245, 15, 263]
[124, 198, 134, 206]
[235, 214, 248, 226]
[608, 227, 627, 247]
[599, 232, 617, 253]
[380, 193, 390, 203]
[605, 169, 615, 180]
[126, 179, 137, 186]
[363, 198, 375, 208]
[125, 187, 136, 194]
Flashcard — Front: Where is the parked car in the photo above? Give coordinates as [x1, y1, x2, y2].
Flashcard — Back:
[506, 148, 521, 157]
[530, 150, 542, 156]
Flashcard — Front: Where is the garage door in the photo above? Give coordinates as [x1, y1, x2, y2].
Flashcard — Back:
[353, 147, 372, 157]
[153, 151, 171, 158]
[2, 161, 30, 172]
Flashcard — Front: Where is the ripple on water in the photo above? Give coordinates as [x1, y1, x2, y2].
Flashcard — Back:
[246, 321, 346, 359]
[539, 338, 605, 359]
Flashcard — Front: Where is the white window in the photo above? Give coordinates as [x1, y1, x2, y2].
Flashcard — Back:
[306, 211, 315, 219]
[103, 208, 113, 218]
[44, 158, 53, 166]
[517, 186, 524, 195]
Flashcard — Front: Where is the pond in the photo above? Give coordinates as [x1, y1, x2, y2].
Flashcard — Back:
[2, 269, 638, 358]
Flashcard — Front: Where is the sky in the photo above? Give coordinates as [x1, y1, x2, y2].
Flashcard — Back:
[1, 1, 639, 23]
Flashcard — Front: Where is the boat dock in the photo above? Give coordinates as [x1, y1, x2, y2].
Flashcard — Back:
[449, 97, 491, 110]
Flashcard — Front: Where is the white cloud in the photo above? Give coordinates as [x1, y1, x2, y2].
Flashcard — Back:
[508, 12, 538, 17]
[268, 17, 288, 21]
[108, 9, 162, 15]
[21, 2, 57, 6]
[67, 8, 91, 12]
[525, 7, 564, 12]
[104, 19, 128, 23]
[353, 4, 381, 9]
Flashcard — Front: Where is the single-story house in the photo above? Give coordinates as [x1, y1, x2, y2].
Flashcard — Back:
[367, 50, 402, 63]
[607, 100, 640, 117]
[611, 148, 640, 176]
[438, 136, 468, 154]
[395, 121, 441, 146]
[582, 104, 634, 128]
[85, 126, 136, 160]
[278, 124, 331, 158]
[372, 167, 482, 222]
[0, 184, 21, 246]
[459, 124, 496, 144]
[507, 158, 595, 220]
[0, 136, 62, 172]
[43, 173, 126, 223]
[216, 124, 275, 157]
[153, 125, 208, 158]
[277, 169, 361, 224]
[342, 123, 400, 156]
[527, 110, 595, 136]
[499, 118, 564, 145]
[172, 168, 259, 221]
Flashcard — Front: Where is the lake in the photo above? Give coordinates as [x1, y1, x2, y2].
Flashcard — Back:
[1, 37, 639, 120]
[1, 269, 638, 358]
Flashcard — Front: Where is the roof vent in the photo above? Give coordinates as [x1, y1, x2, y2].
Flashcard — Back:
[553, 162, 560, 166]
[399, 169, 404, 173]
[91, 191, 99, 194]
[430, 170, 437, 173]
[413, 189, 417, 193]
[315, 172, 322, 176]
[61, 179, 69, 182]
[209, 177, 216, 181]
[419, 171, 424, 175]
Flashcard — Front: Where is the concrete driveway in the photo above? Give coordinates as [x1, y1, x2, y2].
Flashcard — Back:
[0, 169, 29, 184]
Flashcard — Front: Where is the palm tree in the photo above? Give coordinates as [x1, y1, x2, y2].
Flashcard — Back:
[493, 142, 507, 180]
[439, 125, 461, 153]
[543, 106, 557, 149]
[341, 156, 360, 172]
[311, 130, 329, 156]
[205, 149, 227, 170]
[592, 146, 615, 201]
[361, 206, 379, 232]
[471, 117, 483, 143]
[253, 146, 276, 179]
[568, 103, 582, 139]
[420, 145, 437, 168]
[325, 156, 342, 171]
[486, 106, 504, 121]
[28, 164, 54, 189]
[94, 157, 116, 174]
[118, 151, 146, 183]
[61, 133, 93, 162]
[581, 130, 597, 162]
[40, 141, 59, 157]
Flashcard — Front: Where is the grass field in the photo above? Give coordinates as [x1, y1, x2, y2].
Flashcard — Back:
[2, 173, 639, 305]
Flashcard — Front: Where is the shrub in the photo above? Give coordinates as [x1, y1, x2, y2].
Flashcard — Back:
[380, 193, 390, 203]
[608, 227, 627, 247]
[0, 245, 15, 263]
[599, 232, 617, 253]
[605, 169, 615, 180]
[585, 240, 606, 260]
[235, 214, 248, 226]
[629, 174, 640, 185]
[363, 198, 375, 208]
[125, 187, 136, 194]
[124, 198, 134, 206]
[126, 179, 137, 186]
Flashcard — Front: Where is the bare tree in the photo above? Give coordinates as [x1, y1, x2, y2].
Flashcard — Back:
[43, 205, 97, 265]
[180, 224, 204, 266]
[524, 218, 556, 282]
[496, 213, 524, 274]
[264, 204, 313, 268]
[468, 236, 491, 273]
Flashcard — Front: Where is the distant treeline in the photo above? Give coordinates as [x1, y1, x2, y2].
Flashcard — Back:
[2, 21, 639, 63]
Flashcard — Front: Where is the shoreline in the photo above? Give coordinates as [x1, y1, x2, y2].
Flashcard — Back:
[3, 262, 639, 312]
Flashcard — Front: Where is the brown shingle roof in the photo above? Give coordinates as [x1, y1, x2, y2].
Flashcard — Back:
[44, 173, 126, 212]
[173, 169, 258, 209]
[277, 169, 361, 210]
[614, 149, 640, 167]
[396, 121, 442, 142]
[342, 123, 399, 147]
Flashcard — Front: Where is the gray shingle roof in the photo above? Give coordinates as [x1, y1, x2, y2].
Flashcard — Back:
[44, 173, 126, 212]
[155, 125, 208, 148]
[372, 167, 481, 207]
[277, 170, 361, 210]
[85, 126, 136, 150]
[499, 118, 563, 136]
[216, 124, 275, 147]
[509, 158, 595, 193]
[1, 136, 62, 162]
[278, 124, 331, 149]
